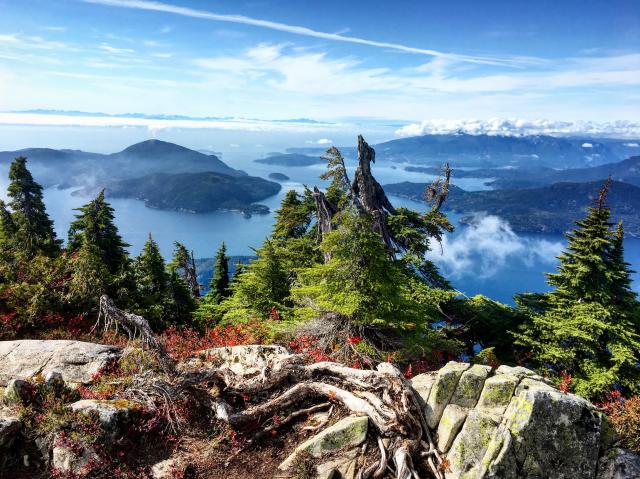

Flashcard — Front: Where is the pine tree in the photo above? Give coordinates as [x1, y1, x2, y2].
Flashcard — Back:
[133, 235, 195, 329]
[272, 190, 313, 240]
[68, 190, 129, 275]
[208, 242, 230, 304]
[515, 181, 640, 398]
[0, 200, 16, 247]
[7, 157, 60, 256]
[168, 242, 200, 298]
[67, 241, 111, 312]
[221, 240, 290, 321]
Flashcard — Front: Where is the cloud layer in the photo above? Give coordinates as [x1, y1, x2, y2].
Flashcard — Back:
[396, 118, 640, 139]
[427, 215, 563, 279]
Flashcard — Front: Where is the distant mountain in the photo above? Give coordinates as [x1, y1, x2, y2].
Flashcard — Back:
[0, 139, 243, 188]
[289, 134, 640, 168]
[384, 180, 640, 237]
[255, 153, 323, 167]
[87, 171, 281, 214]
[405, 156, 640, 189]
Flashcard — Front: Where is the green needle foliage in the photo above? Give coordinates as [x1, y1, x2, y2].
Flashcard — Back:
[7, 157, 61, 257]
[515, 181, 640, 398]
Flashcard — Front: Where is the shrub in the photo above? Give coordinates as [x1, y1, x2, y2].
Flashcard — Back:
[602, 393, 640, 453]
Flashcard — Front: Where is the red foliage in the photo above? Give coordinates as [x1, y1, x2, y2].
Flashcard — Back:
[287, 335, 333, 364]
[559, 370, 572, 393]
[600, 392, 640, 453]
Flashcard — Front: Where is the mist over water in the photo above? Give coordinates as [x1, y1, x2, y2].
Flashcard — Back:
[1, 130, 639, 304]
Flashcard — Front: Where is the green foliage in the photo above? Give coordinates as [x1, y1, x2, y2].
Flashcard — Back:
[67, 190, 130, 275]
[272, 190, 314, 240]
[66, 241, 112, 312]
[320, 147, 350, 207]
[133, 235, 195, 330]
[209, 242, 231, 303]
[221, 240, 291, 322]
[0, 199, 16, 247]
[515, 190, 640, 399]
[7, 156, 61, 257]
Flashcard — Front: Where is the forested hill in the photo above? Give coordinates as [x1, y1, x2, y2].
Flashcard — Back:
[384, 179, 640, 236]
[405, 155, 640, 189]
[88, 171, 281, 214]
[0, 139, 243, 188]
[254, 153, 324, 166]
[287, 133, 640, 168]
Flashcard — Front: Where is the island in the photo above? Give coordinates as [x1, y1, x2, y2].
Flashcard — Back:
[268, 172, 290, 181]
[255, 153, 324, 167]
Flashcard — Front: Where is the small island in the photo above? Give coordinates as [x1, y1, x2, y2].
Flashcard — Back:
[268, 172, 290, 181]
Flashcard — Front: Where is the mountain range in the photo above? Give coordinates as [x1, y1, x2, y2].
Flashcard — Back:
[288, 133, 640, 168]
[383, 179, 640, 237]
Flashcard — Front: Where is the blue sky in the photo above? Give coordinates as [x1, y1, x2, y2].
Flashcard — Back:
[0, 0, 639, 136]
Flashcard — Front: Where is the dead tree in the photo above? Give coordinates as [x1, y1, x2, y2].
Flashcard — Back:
[312, 186, 338, 260]
[96, 295, 175, 375]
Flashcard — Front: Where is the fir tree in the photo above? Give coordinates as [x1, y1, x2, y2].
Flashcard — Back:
[67, 241, 111, 312]
[272, 190, 313, 240]
[168, 242, 200, 298]
[7, 157, 60, 256]
[0, 200, 16, 247]
[320, 147, 351, 208]
[221, 240, 290, 321]
[67, 190, 129, 275]
[133, 235, 195, 329]
[515, 181, 640, 398]
[208, 242, 230, 304]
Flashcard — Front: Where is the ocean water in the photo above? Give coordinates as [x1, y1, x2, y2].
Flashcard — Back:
[1, 150, 638, 305]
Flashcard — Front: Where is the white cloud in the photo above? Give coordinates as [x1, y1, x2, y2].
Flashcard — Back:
[151, 52, 172, 59]
[316, 138, 332, 145]
[624, 142, 639, 147]
[99, 43, 135, 54]
[582, 142, 593, 148]
[395, 118, 640, 139]
[427, 215, 563, 279]
[82, 0, 525, 66]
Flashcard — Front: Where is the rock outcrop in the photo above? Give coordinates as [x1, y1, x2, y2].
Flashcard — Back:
[411, 361, 635, 479]
[0, 340, 121, 387]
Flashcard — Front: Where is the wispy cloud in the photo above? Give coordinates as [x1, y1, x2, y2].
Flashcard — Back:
[81, 0, 528, 66]
[99, 43, 135, 54]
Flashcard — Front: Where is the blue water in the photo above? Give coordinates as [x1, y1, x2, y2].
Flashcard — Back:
[2, 154, 639, 305]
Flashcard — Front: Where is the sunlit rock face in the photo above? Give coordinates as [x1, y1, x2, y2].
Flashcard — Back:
[411, 361, 634, 479]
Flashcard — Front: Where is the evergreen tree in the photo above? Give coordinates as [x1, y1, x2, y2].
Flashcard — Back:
[320, 147, 351, 208]
[133, 235, 194, 329]
[168, 242, 200, 298]
[208, 242, 230, 304]
[7, 157, 60, 256]
[515, 181, 640, 398]
[221, 240, 290, 321]
[66, 241, 111, 312]
[272, 190, 313, 240]
[68, 190, 129, 275]
[0, 200, 16, 247]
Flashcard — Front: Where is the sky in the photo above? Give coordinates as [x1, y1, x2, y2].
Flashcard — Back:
[0, 0, 639, 140]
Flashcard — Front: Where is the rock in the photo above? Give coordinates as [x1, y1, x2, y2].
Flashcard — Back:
[445, 409, 500, 479]
[151, 457, 187, 479]
[279, 416, 368, 471]
[69, 399, 139, 438]
[425, 362, 470, 429]
[0, 410, 21, 449]
[0, 340, 121, 387]
[480, 389, 601, 479]
[3, 379, 31, 405]
[597, 448, 640, 479]
[475, 374, 519, 416]
[410, 372, 437, 406]
[316, 448, 360, 479]
[450, 364, 491, 408]
[52, 436, 101, 475]
[197, 344, 291, 377]
[44, 370, 64, 387]
[437, 404, 467, 453]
